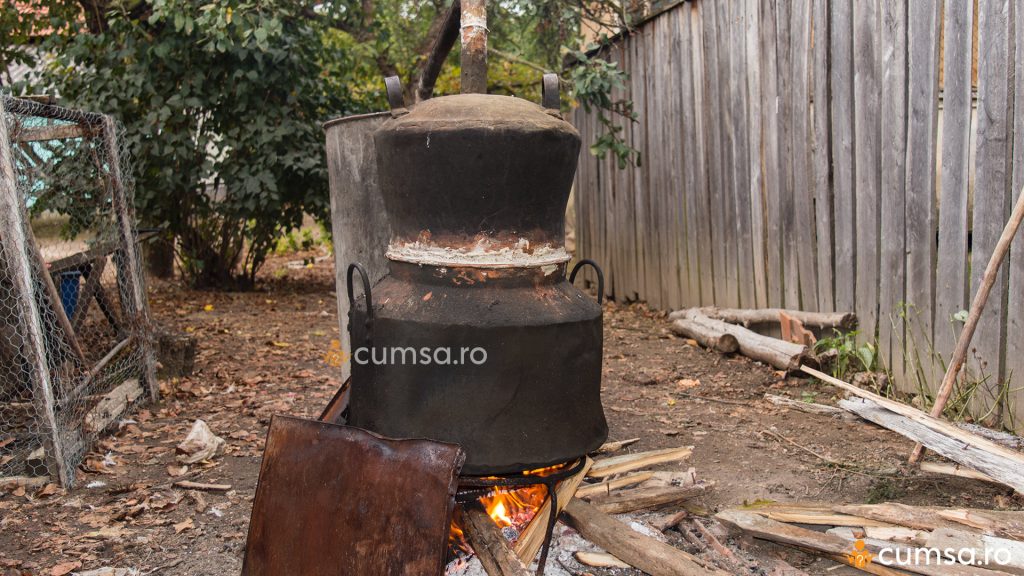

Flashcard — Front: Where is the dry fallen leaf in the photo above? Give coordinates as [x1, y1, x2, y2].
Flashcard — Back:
[50, 561, 81, 576]
[676, 378, 701, 389]
[173, 517, 195, 533]
[166, 464, 189, 477]
[34, 483, 61, 498]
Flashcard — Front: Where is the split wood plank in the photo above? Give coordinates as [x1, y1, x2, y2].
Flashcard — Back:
[903, 0, 942, 394]
[934, 0, 975, 388]
[829, 0, 856, 314]
[574, 551, 630, 569]
[588, 446, 693, 479]
[811, 0, 834, 313]
[919, 462, 1000, 485]
[84, 378, 143, 434]
[936, 509, 1024, 542]
[677, 306, 856, 329]
[465, 507, 531, 576]
[588, 482, 713, 515]
[837, 395, 1024, 493]
[513, 457, 592, 564]
[853, 0, 882, 348]
[878, 0, 908, 384]
[575, 471, 654, 498]
[563, 498, 730, 576]
[763, 393, 857, 421]
[925, 528, 1024, 575]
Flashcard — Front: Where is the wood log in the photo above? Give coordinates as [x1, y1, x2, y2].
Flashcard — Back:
[763, 393, 858, 421]
[588, 482, 713, 515]
[838, 396, 1024, 493]
[513, 457, 591, 564]
[464, 506, 531, 576]
[673, 310, 809, 370]
[718, 509, 1010, 576]
[588, 446, 693, 479]
[84, 378, 142, 433]
[669, 315, 740, 354]
[575, 471, 654, 499]
[805, 366, 1024, 493]
[562, 498, 729, 576]
[459, 0, 488, 94]
[670, 306, 857, 330]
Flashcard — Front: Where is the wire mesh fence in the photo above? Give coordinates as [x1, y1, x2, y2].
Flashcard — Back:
[0, 95, 156, 487]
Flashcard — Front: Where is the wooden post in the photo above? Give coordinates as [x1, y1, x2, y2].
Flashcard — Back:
[909, 187, 1024, 464]
[0, 102, 70, 486]
[460, 0, 488, 94]
[101, 116, 158, 402]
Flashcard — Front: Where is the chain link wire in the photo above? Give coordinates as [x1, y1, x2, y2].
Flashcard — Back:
[0, 95, 155, 487]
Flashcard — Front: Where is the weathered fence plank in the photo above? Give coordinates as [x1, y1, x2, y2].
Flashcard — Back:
[829, 0, 856, 316]
[790, 0, 818, 312]
[701, 1, 729, 307]
[665, 11, 688, 309]
[760, 0, 783, 309]
[1007, 0, 1024, 433]
[878, 0, 907, 384]
[903, 0, 941, 395]
[775, 0, 800, 310]
[811, 0, 833, 313]
[853, 0, 881, 346]
[729, 0, 755, 310]
[970, 0, 1013, 417]
[745, 0, 767, 309]
[689, 2, 715, 304]
[675, 6, 701, 307]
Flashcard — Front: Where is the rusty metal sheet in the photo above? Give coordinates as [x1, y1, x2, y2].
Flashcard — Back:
[242, 415, 465, 576]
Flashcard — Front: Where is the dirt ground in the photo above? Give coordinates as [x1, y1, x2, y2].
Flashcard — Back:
[0, 253, 1015, 575]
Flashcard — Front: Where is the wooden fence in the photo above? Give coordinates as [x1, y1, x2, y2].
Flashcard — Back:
[572, 0, 1024, 430]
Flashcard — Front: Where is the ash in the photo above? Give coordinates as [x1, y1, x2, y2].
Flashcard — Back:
[446, 513, 662, 575]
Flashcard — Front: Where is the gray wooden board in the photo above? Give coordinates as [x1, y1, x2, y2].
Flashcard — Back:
[665, 12, 688, 309]
[760, 0, 784, 308]
[632, 36, 649, 304]
[829, 0, 857, 315]
[689, 2, 715, 305]
[969, 0, 1013, 415]
[1007, 0, 1024, 433]
[648, 19, 667, 309]
[903, 0, 942, 395]
[729, 0, 755, 310]
[878, 0, 908, 384]
[853, 0, 882, 345]
[324, 112, 391, 384]
[775, 0, 800, 310]
[746, 0, 768, 309]
[790, 0, 818, 312]
[715, 0, 739, 308]
[811, 0, 834, 313]
[678, 5, 704, 306]
[701, 1, 728, 306]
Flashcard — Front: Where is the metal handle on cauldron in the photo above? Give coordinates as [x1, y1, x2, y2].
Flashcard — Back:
[346, 263, 374, 337]
[569, 259, 604, 305]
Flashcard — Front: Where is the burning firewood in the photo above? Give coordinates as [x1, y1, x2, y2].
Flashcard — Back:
[464, 506, 532, 576]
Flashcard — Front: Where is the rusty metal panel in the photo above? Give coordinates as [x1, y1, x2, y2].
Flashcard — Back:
[242, 415, 465, 576]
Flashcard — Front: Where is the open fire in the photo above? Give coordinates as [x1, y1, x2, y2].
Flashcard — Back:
[447, 464, 568, 570]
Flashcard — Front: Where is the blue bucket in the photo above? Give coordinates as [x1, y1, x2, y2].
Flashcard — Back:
[58, 271, 82, 319]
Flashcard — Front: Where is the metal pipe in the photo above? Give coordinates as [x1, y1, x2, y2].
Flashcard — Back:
[460, 0, 487, 93]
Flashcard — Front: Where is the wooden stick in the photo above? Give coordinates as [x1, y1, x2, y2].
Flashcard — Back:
[910, 187, 1024, 463]
[593, 437, 640, 454]
[671, 307, 857, 330]
[464, 506, 531, 576]
[919, 462, 1001, 485]
[173, 480, 232, 491]
[575, 471, 654, 498]
[13, 123, 88, 142]
[763, 393, 857, 420]
[588, 483, 713, 515]
[562, 498, 729, 576]
[513, 457, 591, 564]
[588, 446, 693, 478]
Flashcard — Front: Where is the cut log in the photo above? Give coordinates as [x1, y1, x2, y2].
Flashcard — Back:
[763, 393, 858, 421]
[574, 551, 630, 569]
[717, 508, 1011, 576]
[464, 506, 531, 576]
[83, 378, 143, 433]
[562, 498, 730, 576]
[594, 437, 641, 454]
[575, 472, 655, 498]
[588, 446, 693, 479]
[670, 306, 857, 330]
[173, 480, 231, 492]
[669, 314, 740, 354]
[837, 396, 1024, 493]
[513, 457, 592, 564]
[920, 462, 1001, 485]
[673, 310, 809, 370]
[805, 366, 1024, 493]
[587, 482, 713, 515]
